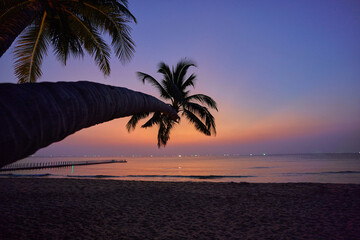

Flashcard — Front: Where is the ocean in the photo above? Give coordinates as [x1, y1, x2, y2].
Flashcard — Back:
[1, 153, 360, 183]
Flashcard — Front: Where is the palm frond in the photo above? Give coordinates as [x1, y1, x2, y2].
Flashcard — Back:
[183, 102, 208, 121]
[14, 12, 49, 83]
[182, 109, 211, 136]
[182, 90, 191, 98]
[205, 110, 216, 135]
[141, 112, 161, 128]
[182, 73, 196, 90]
[113, 0, 137, 23]
[186, 94, 218, 111]
[162, 79, 182, 103]
[157, 116, 174, 147]
[65, 9, 111, 76]
[183, 102, 216, 135]
[137, 72, 170, 99]
[48, 11, 84, 65]
[158, 62, 173, 82]
[126, 112, 150, 132]
[110, 17, 135, 63]
[157, 119, 167, 147]
[173, 58, 196, 86]
[81, 1, 135, 63]
[4, 0, 137, 82]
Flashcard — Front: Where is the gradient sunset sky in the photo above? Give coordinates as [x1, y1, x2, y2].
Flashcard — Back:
[1, 0, 359, 156]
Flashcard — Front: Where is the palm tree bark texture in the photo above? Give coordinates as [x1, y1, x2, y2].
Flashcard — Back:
[0, 81, 178, 168]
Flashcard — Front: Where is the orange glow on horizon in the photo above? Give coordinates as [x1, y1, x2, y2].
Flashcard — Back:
[60, 106, 341, 149]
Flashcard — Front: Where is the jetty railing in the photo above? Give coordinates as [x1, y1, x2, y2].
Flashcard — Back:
[0, 159, 127, 171]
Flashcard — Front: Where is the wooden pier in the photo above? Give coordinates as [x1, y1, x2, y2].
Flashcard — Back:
[0, 159, 127, 171]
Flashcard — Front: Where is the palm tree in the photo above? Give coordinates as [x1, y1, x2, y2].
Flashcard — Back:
[0, 1, 180, 167]
[0, 0, 136, 83]
[127, 59, 218, 147]
[0, 81, 178, 168]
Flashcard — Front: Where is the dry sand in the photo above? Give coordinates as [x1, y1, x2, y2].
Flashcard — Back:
[0, 178, 359, 240]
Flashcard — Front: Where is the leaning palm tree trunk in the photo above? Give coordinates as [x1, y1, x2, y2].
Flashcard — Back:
[0, 81, 177, 167]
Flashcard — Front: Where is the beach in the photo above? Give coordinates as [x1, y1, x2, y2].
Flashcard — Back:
[0, 179, 359, 239]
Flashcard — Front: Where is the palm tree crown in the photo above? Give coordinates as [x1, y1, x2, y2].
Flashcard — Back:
[0, 0, 136, 83]
[127, 59, 218, 147]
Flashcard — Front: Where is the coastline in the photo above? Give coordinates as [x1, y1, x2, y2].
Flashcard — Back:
[1, 178, 359, 239]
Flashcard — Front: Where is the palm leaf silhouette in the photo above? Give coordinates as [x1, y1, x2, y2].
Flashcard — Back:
[1, 0, 136, 83]
[127, 58, 218, 147]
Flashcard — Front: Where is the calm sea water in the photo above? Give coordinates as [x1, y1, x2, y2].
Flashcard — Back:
[1, 153, 360, 183]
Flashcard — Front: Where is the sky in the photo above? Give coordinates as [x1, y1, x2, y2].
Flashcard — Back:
[0, 0, 359, 156]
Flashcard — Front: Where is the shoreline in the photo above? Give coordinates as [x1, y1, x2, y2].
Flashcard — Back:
[1, 178, 359, 239]
[1, 174, 360, 184]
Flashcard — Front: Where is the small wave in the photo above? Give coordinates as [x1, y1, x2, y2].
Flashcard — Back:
[248, 167, 272, 169]
[67, 175, 120, 178]
[283, 171, 360, 176]
[64, 174, 255, 179]
[126, 175, 255, 179]
[322, 171, 360, 174]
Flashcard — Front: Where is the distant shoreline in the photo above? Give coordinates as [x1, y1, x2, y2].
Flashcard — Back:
[1, 178, 359, 239]
[28, 152, 360, 158]
[2, 153, 360, 184]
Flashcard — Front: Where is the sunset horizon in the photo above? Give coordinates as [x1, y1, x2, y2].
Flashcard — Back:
[1, 1, 359, 158]
[1, 1, 360, 239]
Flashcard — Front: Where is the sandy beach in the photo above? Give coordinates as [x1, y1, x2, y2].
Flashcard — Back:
[0, 179, 359, 240]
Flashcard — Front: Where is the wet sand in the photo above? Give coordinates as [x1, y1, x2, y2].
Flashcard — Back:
[0, 178, 359, 239]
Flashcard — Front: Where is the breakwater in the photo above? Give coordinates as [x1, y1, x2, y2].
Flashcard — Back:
[0, 159, 127, 171]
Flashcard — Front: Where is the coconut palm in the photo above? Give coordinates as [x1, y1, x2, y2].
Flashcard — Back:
[127, 59, 218, 147]
[0, 1, 184, 167]
[0, 81, 178, 168]
[0, 0, 136, 83]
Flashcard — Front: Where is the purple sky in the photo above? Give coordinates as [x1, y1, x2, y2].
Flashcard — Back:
[0, 0, 359, 156]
